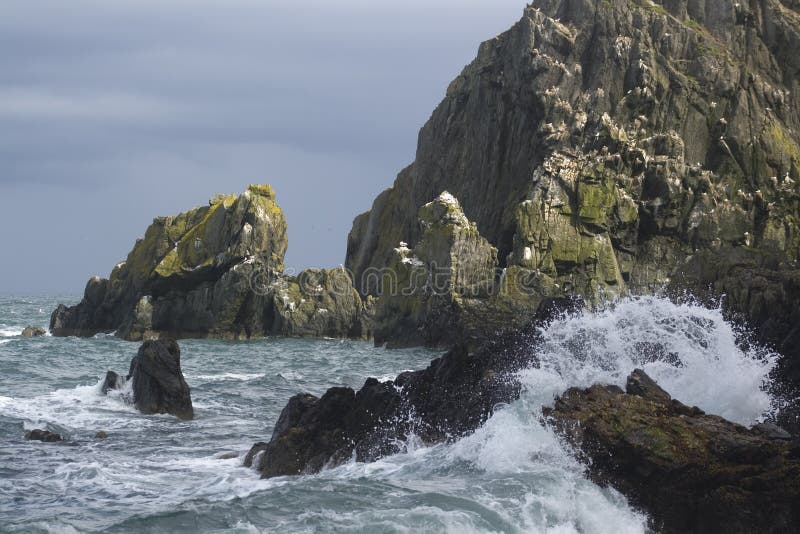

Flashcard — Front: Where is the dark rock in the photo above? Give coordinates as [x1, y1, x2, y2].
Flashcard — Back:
[100, 371, 123, 395]
[21, 327, 45, 338]
[128, 340, 193, 420]
[248, 297, 580, 477]
[625, 368, 671, 404]
[243, 442, 269, 468]
[50, 185, 373, 342]
[25, 429, 63, 442]
[545, 370, 800, 533]
[94, 431, 109, 440]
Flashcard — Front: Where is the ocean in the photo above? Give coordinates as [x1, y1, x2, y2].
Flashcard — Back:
[0, 296, 777, 533]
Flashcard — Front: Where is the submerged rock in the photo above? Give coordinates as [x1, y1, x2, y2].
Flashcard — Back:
[544, 369, 800, 533]
[21, 327, 45, 338]
[246, 297, 581, 477]
[128, 340, 193, 420]
[50, 185, 372, 342]
[25, 429, 63, 442]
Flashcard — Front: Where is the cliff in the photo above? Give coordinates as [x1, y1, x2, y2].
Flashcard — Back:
[51, 185, 372, 341]
[346, 0, 800, 346]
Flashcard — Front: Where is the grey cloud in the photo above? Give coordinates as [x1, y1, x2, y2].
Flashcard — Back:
[0, 0, 527, 294]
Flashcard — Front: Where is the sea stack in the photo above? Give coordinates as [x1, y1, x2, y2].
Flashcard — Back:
[50, 185, 373, 341]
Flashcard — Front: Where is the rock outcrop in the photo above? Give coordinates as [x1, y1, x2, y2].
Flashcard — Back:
[101, 370, 124, 395]
[127, 340, 193, 420]
[372, 192, 564, 347]
[246, 297, 581, 477]
[99, 340, 193, 419]
[21, 327, 46, 338]
[24, 429, 63, 442]
[346, 0, 800, 348]
[51, 184, 373, 341]
[544, 369, 800, 533]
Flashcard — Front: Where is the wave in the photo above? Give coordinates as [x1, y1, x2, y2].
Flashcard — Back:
[305, 296, 776, 532]
[0, 377, 140, 433]
[0, 326, 23, 337]
[0, 296, 778, 533]
[526, 295, 776, 425]
[190, 373, 266, 383]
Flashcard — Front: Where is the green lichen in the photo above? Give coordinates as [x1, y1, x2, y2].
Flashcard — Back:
[769, 123, 800, 169]
[247, 184, 276, 199]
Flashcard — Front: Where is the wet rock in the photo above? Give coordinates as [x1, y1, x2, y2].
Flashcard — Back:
[21, 327, 45, 338]
[128, 340, 193, 420]
[100, 371, 123, 395]
[669, 248, 800, 434]
[94, 431, 109, 440]
[625, 368, 672, 404]
[544, 370, 800, 533]
[25, 429, 63, 442]
[248, 297, 582, 478]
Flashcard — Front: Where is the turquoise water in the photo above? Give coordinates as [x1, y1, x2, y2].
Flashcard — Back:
[0, 296, 778, 533]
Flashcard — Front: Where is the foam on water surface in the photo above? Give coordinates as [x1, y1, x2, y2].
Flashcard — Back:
[0, 296, 782, 533]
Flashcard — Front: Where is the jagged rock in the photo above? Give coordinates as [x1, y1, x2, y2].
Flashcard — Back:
[373, 193, 504, 348]
[247, 297, 582, 478]
[25, 429, 63, 442]
[544, 369, 800, 534]
[128, 340, 193, 420]
[100, 371, 124, 395]
[346, 0, 800, 344]
[51, 185, 372, 341]
[268, 267, 372, 339]
[21, 327, 45, 338]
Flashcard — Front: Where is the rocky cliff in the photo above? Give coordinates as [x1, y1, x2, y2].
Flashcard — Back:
[346, 0, 800, 347]
[51, 185, 372, 341]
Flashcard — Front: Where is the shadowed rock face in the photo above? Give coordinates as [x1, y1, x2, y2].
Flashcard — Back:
[128, 340, 193, 420]
[346, 0, 800, 347]
[544, 369, 800, 534]
[50, 185, 373, 342]
[246, 298, 582, 478]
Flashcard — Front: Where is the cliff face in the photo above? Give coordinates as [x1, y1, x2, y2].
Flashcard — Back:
[346, 0, 800, 324]
[51, 185, 371, 341]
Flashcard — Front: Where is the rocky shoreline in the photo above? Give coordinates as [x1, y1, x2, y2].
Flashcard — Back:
[47, 0, 800, 529]
[545, 369, 800, 533]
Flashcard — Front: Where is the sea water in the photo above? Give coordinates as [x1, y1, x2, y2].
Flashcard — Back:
[0, 296, 777, 533]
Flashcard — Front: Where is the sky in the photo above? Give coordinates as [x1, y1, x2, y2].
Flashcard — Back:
[0, 0, 527, 295]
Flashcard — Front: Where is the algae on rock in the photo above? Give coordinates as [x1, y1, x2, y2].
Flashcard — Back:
[51, 185, 372, 341]
[346, 0, 800, 347]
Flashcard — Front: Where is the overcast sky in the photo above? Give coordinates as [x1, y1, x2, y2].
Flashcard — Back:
[0, 0, 527, 295]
